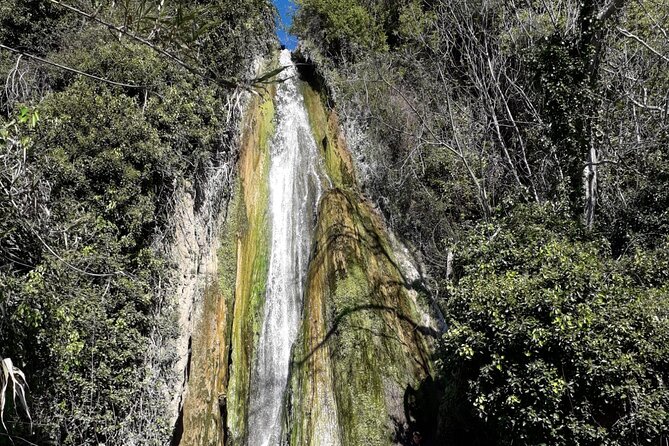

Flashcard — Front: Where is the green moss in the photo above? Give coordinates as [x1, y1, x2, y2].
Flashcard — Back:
[286, 185, 434, 444]
[330, 264, 388, 446]
[282, 78, 438, 444]
[301, 83, 356, 190]
[225, 90, 274, 445]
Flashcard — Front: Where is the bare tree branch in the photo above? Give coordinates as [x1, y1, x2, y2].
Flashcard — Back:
[0, 44, 144, 88]
[617, 26, 669, 63]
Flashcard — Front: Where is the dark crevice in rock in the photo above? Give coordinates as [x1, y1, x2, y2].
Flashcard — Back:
[291, 50, 335, 109]
[170, 408, 184, 446]
[393, 377, 443, 446]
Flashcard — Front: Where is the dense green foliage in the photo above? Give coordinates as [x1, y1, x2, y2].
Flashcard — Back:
[442, 207, 669, 444]
[293, 0, 387, 60]
[294, 0, 669, 443]
[0, 0, 274, 444]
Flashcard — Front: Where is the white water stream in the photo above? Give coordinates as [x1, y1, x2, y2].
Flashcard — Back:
[247, 50, 327, 446]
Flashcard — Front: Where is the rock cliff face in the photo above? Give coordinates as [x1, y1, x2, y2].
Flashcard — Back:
[166, 91, 252, 446]
[285, 82, 439, 445]
[175, 87, 275, 446]
[174, 52, 439, 446]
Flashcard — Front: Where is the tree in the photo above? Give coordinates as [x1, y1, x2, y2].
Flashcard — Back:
[1, 0, 280, 92]
[441, 205, 669, 445]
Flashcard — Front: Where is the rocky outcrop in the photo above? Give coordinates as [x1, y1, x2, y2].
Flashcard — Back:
[225, 92, 274, 446]
[171, 54, 439, 446]
[285, 82, 439, 445]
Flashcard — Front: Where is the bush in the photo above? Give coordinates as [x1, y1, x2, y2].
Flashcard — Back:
[0, 80, 174, 443]
[440, 205, 669, 445]
[294, 0, 387, 60]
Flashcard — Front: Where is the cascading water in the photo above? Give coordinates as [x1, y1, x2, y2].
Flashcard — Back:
[247, 49, 327, 446]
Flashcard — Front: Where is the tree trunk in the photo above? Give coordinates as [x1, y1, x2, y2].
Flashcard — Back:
[584, 144, 598, 229]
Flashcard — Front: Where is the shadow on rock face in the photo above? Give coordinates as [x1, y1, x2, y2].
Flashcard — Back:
[393, 377, 442, 446]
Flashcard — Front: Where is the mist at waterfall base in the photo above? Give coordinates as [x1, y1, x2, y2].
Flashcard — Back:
[274, 0, 298, 49]
[246, 50, 327, 446]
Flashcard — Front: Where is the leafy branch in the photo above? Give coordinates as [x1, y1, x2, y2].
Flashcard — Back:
[46, 0, 287, 90]
[0, 0, 291, 92]
[0, 44, 144, 89]
[47, 0, 231, 86]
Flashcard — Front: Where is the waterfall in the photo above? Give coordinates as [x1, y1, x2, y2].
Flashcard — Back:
[247, 49, 326, 446]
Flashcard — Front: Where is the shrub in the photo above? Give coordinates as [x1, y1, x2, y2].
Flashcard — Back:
[440, 205, 669, 445]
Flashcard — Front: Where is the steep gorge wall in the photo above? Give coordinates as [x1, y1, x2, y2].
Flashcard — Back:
[174, 87, 276, 446]
[285, 82, 440, 445]
[170, 54, 440, 446]
[165, 117, 243, 438]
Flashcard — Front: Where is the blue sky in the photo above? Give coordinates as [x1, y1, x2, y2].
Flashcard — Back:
[274, 0, 298, 49]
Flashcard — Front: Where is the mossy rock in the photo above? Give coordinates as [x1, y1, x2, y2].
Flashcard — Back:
[286, 82, 438, 445]
[225, 89, 275, 445]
